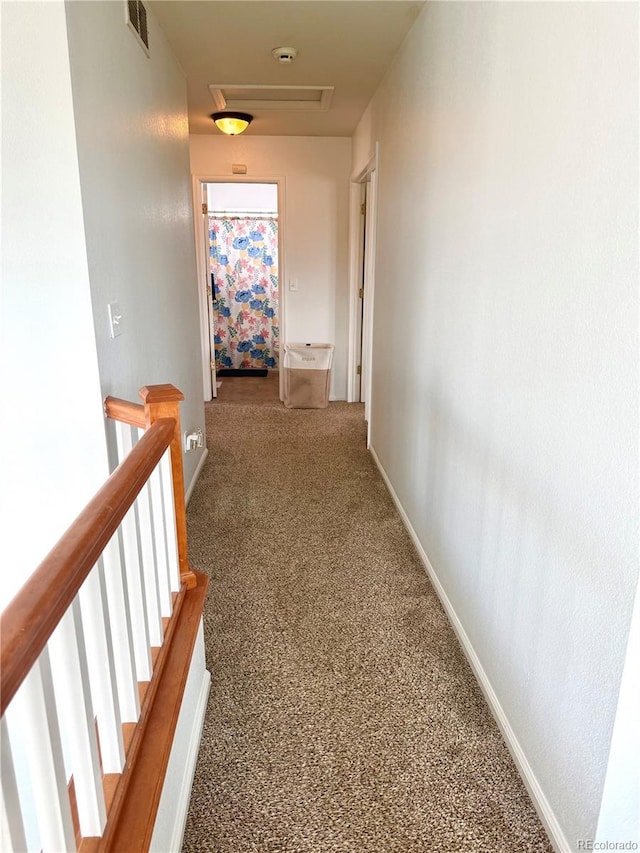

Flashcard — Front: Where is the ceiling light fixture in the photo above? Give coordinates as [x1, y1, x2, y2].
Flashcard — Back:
[211, 111, 253, 135]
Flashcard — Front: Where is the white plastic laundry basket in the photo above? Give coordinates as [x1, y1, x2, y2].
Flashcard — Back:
[283, 343, 334, 409]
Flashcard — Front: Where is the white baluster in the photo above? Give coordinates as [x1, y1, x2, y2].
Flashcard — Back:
[10, 652, 76, 852]
[48, 604, 106, 837]
[159, 448, 180, 592]
[114, 420, 132, 464]
[79, 565, 125, 773]
[4, 705, 41, 852]
[135, 428, 163, 647]
[148, 463, 173, 619]
[101, 534, 140, 723]
[116, 422, 152, 682]
[1, 715, 28, 852]
[120, 504, 152, 682]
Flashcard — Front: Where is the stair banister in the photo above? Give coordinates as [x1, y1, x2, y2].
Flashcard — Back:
[1, 384, 207, 852]
[0, 418, 175, 715]
[104, 383, 197, 590]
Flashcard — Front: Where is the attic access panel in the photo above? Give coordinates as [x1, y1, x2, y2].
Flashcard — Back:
[209, 84, 334, 113]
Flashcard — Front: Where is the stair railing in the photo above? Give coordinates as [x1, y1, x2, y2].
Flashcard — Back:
[0, 384, 207, 852]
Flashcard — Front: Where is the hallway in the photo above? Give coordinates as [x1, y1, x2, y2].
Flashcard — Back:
[183, 401, 551, 852]
[214, 371, 281, 406]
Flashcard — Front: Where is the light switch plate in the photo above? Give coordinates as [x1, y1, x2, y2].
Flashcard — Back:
[108, 302, 123, 338]
[289, 279, 298, 292]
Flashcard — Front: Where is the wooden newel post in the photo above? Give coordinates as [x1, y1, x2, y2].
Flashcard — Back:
[139, 384, 197, 590]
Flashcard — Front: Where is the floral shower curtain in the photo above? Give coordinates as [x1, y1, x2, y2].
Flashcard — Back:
[209, 215, 279, 370]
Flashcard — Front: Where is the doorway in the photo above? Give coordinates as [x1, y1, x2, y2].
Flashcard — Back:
[194, 178, 284, 402]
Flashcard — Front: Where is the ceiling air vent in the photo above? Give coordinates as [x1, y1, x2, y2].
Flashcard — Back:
[127, 0, 149, 54]
[209, 84, 334, 113]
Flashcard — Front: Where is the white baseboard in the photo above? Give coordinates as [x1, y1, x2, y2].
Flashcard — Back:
[368, 443, 571, 853]
[168, 668, 211, 853]
[185, 448, 208, 506]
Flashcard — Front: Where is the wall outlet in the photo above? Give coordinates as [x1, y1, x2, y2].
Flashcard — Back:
[184, 429, 204, 451]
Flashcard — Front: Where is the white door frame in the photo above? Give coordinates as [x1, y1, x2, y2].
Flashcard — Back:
[191, 175, 286, 401]
[347, 146, 379, 443]
[347, 181, 365, 403]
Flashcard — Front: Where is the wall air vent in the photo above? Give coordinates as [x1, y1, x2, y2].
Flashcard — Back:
[127, 0, 149, 55]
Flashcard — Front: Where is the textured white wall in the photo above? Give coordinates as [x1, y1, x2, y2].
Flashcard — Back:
[354, 2, 638, 847]
[65, 0, 205, 488]
[0, 1, 109, 610]
[190, 136, 352, 399]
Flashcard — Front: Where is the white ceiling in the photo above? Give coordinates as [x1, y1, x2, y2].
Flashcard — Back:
[149, 1, 424, 137]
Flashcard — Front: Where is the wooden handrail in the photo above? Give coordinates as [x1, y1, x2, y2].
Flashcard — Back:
[0, 417, 176, 716]
[103, 397, 146, 429]
[104, 384, 197, 590]
[139, 385, 197, 590]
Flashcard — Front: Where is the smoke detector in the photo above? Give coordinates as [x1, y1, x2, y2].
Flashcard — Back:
[272, 46, 298, 64]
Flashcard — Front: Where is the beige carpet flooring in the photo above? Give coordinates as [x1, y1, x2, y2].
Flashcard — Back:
[183, 399, 552, 853]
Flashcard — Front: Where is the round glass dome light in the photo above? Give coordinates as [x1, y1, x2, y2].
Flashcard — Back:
[212, 111, 253, 135]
